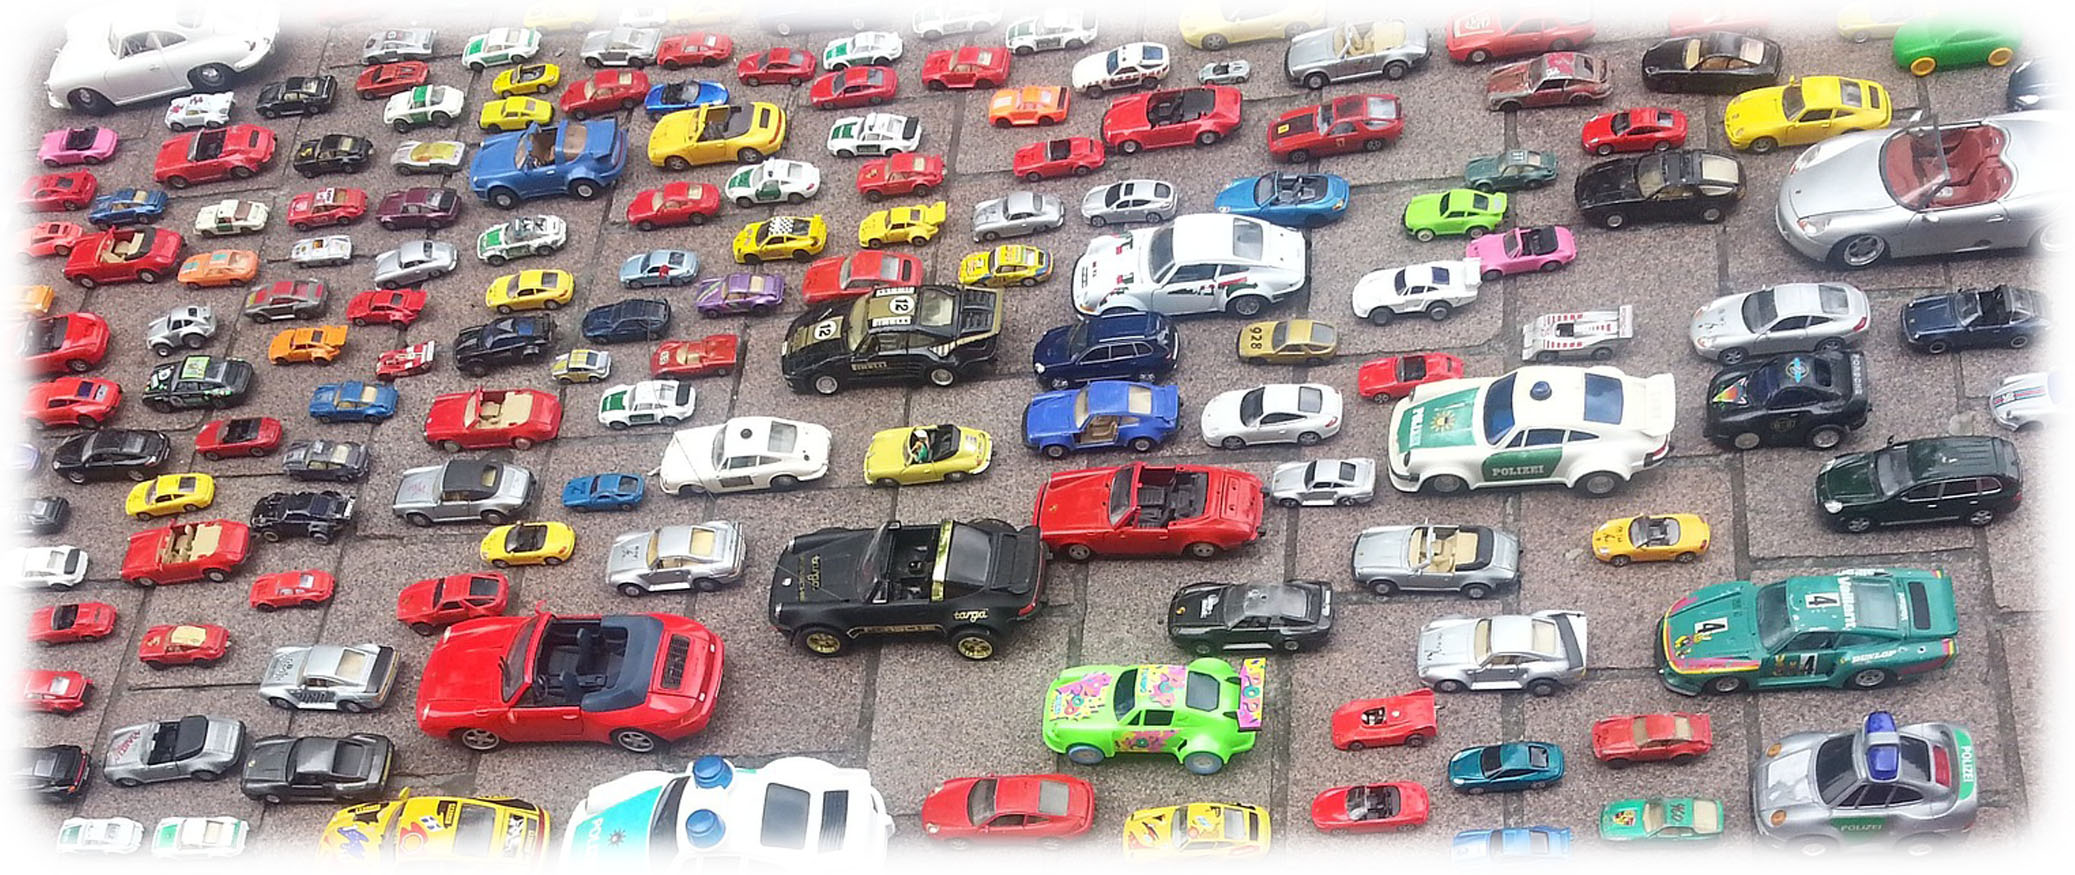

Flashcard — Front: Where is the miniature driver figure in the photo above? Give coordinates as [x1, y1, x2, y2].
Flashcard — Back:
[908, 428, 932, 463]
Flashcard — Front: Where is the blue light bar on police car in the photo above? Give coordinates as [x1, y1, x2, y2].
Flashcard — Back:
[1864, 711, 1901, 782]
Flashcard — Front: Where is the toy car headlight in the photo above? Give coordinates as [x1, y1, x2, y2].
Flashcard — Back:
[1768, 810, 1787, 827]
[1033, 361, 1046, 372]
[2015, 93, 2040, 108]
[1766, 743, 1782, 757]
[1594, 545, 1610, 554]
[1822, 500, 1844, 514]
[925, 823, 939, 833]
[1794, 215, 1831, 236]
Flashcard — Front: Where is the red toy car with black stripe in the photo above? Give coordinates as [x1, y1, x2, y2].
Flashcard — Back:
[62, 228, 183, 288]
[921, 774, 1096, 848]
[856, 153, 946, 201]
[809, 66, 899, 109]
[1269, 94, 1404, 163]
[660, 31, 733, 68]
[196, 416, 283, 460]
[153, 125, 278, 189]
[1100, 85, 1242, 154]
[1331, 688, 1439, 750]
[24, 312, 111, 376]
[30, 602, 118, 646]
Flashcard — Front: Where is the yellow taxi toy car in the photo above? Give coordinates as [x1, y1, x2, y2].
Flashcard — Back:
[482, 521, 576, 567]
[959, 244, 1052, 287]
[318, 795, 547, 863]
[1237, 319, 1337, 366]
[1723, 75, 1893, 153]
[19, 284, 56, 316]
[479, 96, 554, 132]
[864, 424, 993, 487]
[126, 473, 216, 520]
[487, 268, 575, 313]
[859, 200, 946, 248]
[1122, 802, 1271, 859]
[732, 215, 826, 264]
[267, 325, 349, 365]
[493, 63, 562, 97]
[1592, 513, 1711, 566]
[648, 102, 788, 170]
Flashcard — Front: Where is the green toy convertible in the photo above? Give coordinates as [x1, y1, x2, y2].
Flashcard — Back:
[1892, 16, 2022, 77]
[1042, 657, 1265, 775]
[1402, 188, 1508, 241]
[1656, 567, 1958, 696]
[1599, 797, 1725, 842]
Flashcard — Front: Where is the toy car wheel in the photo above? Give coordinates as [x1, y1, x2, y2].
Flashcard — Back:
[1573, 471, 1622, 497]
[1830, 234, 1888, 268]
[1593, 143, 1613, 156]
[1966, 509, 1997, 527]
[612, 728, 663, 753]
[261, 530, 282, 543]
[926, 366, 958, 387]
[267, 696, 296, 710]
[1368, 578, 1398, 596]
[1426, 302, 1453, 321]
[1432, 679, 1466, 693]
[1806, 426, 1845, 450]
[1195, 131, 1219, 146]
[799, 626, 847, 656]
[812, 374, 843, 395]
[1297, 431, 1322, 446]
[1701, 207, 1724, 223]
[1900, 835, 1946, 857]
[1461, 582, 1492, 600]
[1423, 474, 1467, 495]
[489, 188, 523, 209]
[1526, 679, 1558, 697]
[770, 474, 800, 490]
[1923, 340, 1950, 354]
[1061, 543, 1094, 562]
[542, 556, 561, 566]
[1589, 346, 1614, 361]
[1608, 554, 1632, 568]
[338, 700, 367, 714]
[458, 728, 504, 751]
[1189, 640, 1217, 656]
[1793, 837, 1837, 857]
[1413, 228, 1434, 242]
[1176, 751, 1225, 775]
[1704, 675, 1745, 695]
[1599, 212, 1625, 229]
[952, 627, 999, 660]
[1219, 435, 1245, 450]
[1842, 516, 1876, 533]
[409, 622, 437, 636]
[1185, 541, 1221, 560]
[1228, 296, 1266, 317]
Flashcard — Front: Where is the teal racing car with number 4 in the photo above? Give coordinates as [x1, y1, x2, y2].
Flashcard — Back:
[1657, 568, 1958, 696]
[1043, 657, 1264, 776]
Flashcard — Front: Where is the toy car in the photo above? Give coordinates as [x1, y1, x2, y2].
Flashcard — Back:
[164, 92, 234, 132]
[1893, 15, 2020, 76]
[561, 69, 650, 118]
[1033, 462, 1264, 560]
[619, 250, 698, 290]
[823, 31, 902, 72]
[1199, 59, 1251, 85]
[356, 62, 427, 99]
[1121, 802, 1269, 858]
[13, 546, 90, 590]
[1725, 76, 1891, 154]
[396, 572, 509, 635]
[1592, 712, 1712, 766]
[860, 423, 990, 486]
[1447, 7, 1595, 62]
[1403, 189, 1506, 241]
[1521, 305, 1635, 362]
[88, 188, 169, 227]
[124, 472, 214, 519]
[18, 284, 56, 316]
[471, 120, 627, 207]
[308, 381, 398, 423]
[369, 241, 453, 288]
[1421, 611, 1586, 694]
[1662, 568, 1960, 694]
[1706, 351, 1870, 450]
[23, 171, 98, 212]
[1312, 783, 1430, 833]
[626, 182, 723, 235]
[1751, 711, 1977, 854]
[959, 244, 1051, 287]
[737, 46, 816, 87]
[1353, 523, 1520, 598]
[137, 623, 229, 669]
[1821, 436, 2022, 532]
[580, 26, 661, 68]
[249, 489, 356, 543]
[655, 415, 833, 495]
[1071, 41, 1169, 95]
[391, 459, 536, 528]
[102, 715, 245, 785]
[1014, 137, 1105, 181]
[1486, 51, 1611, 110]
[1582, 107, 1688, 155]
[1072, 214, 1302, 317]
[55, 818, 143, 855]
[392, 139, 466, 174]
[1358, 353, 1465, 404]
[650, 335, 741, 378]
[607, 521, 747, 595]
[52, 428, 171, 484]
[1689, 282, 1871, 364]
[1641, 32, 1783, 94]
[454, 313, 555, 375]
[1465, 226, 1575, 281]
[275, 438, 368, 486]
[316, 795, 548, 861]
[141, 305, 213, 356]
[1905, 285, 2049, 353]
[363, 28, 435, 63]
[1465, 148, 1557, 193]
[256, 76, 336, 119]
[31, 601, 116, 646]
[987, 85, 1070, 128]
[661, 31, 734, 68]
[584, 300, 673, 346]
[1265, 458, 1374, 507]
[1006, 9, 1098, 54]
[26, 745, 92, 803]
[479, 96, 554, 132]
[1236, 318, 1337, 364]
[242, 280, 326, 323]
[476, 215, 567, 266]
[18, 495, 71, 536]
[1202, 383, 1341, 449]
[1168, 579, 1331, 654]
[292, 134, 373, 177]
[733, 215, 827, 264]
[375, 341, 437, 381]
[647, 102, 788, 170]
[1043, 656, 1265, 773]
[24, 221, 88, 257]
[562, 473, 647, 511]
[920, 774, 1094, 849]
[1331, 689, 1438, 750]
[40, 126, 119, 167]
[191, 200, 265, 238]
[1990, 371, 2058, 430]
[1600, 797, 1726, 843]
[686, 273, 781, 318]
[240, 733, 392, 803]
[287, 235, 349, 268]
[1387, 364, 1674, 496]
[285, 187, 366, 231]
[1217, 172, 1350, 229]
[485, 268, 575, 313]
[598, 380, 696, 429]
[425, 387, 562, 451]
[913, 2, 1001, 39]
[493, 62, 561, 96]
[1268, 94, 1402, 163]
[802, 251, 920, 304]
[810, 66, 898, 109]
[1286, 19, 1432, 90]
[1024, 380, 1180, 457]
[383, 85, 465, 132]
[259, 643, 396, 711]
[142, 354, 254, 412]
[858, 154, 946, 201]
[921, 46, 1009, 90]
[1448, 741, 1564, 793]
[346, 289, 427, 328]
[376, 186, 462, 231]
[195, 417, 279, 460]
[859, 200, 946, 247]
[23, 377, 119, 430]
[1578, 148, 1743, 228]
[1589, 511, 1710, 566]
[782, 284, 1000, 394]
[1101, 85, 1242, 153]
[724, 159, 821, 207]
[827, 111, 920, 157]
[552, 348, 613, 383]
[464, 26, 542, 70]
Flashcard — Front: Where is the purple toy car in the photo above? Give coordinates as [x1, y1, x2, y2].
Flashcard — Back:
[1463, 225, 1577, 281]
[39, 127, 120, 167]
[376, 186, 462, 231]
[692, 272, 786, 317]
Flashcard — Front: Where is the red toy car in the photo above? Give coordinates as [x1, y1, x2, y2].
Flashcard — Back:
[414, 607, 726, 752]
[1310, 782, 1431, 833]
[286, 187, 369, 231]
[1591, 711, 1713, 767]
[347, 288, 428, 327]
[562, 69, 652, 119]
[25, 312, 111, 376]
[920, 46, 1011, 90]
[1268, 94, 1404, 163]
[1330, 688, 1439, 750]
[920, 774, 1096, 848]
[856, 153, 946, 201]
[30, 602, 118, 646]
[25, 377, 121, 429]
[1013, 137, 1105, 182]
[22, 670, 90, 714]
[154, 125, 277, 189]
[1032, 462, 1265, 560]
[1580, 107, 1688, 155]
[1101, 85, 1242, 154]
[136, 623, 230, 669]
[356, 61, 429, 99]
[122, 519, 252, 586]
[809, 66, 898, 109]
[650, 335, 741, 378]
[63, 228, 183, 288]
[21, 171, 97, 212]
[376, 340, 438, 381]
[801, 250, 924, 304]
[737, 47, 816, 86]
[626, 181, 721, 230]
[24, 221, 89, 257]
[424, 387, 562, 451]
[396, 572, 510, 636]
[1357, 352, 1466, 403]
[196, 416, 283, 460]
[248, 568, 336, 611]
[660, 31, 734, 68]
[1446, 7, 1597, 62]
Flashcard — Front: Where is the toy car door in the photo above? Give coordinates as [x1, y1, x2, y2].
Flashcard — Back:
[1464, 654, 1528, 688]
[1077, 412, 1119, 448]
[114, 31, 191, 98]
[1763, 630, 1841, 684]
[1255, 410, 1305, 442]
[1153, 263, 1221, 313]
[1480, 427, 1566, 483]
[503, 686, 589, 740]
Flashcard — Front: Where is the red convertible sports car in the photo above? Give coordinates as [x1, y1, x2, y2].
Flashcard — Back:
[25, 377, 121, 429]
[1032, 462, 1265, 560]
[1013, 137, 1105, 182]
[30, 601, 118, 646]
[415, 608, 726, 752]
[397, 572, 510, 635]
[1580, 107, 1688, 155]
[921, 46, 1011, 90]
[1331, 688, 1439, 749]
[62, 228, 183, 288]
[1446, 7, 1597, 62]
[196, 416, 282, 460]
[1269, 94, 1404, 163]
[1591, 711, 1713, 767]
[136, 623, 230, 669]
[286, 187, 369, 230]
[21, 171, 97, 212]
[1100, 85, 1242, 154]
[562, 69, 652, 119]
[660, 31, 733, 68]
[424, 387, 563, 451]
[153, 125, 277, 189]
[24, 312, 111, 376]
[346, 289, 428, 327]
[921, 774, 1096, 848]
[356, 61, 429, 99]
[801, 250, 923, 304]
[737, 47, 816, 86]
[1356, 352, 1465, 403]
[626, 181, 721, 230]
[22, 670, 90, 714]
[809, 66, 899, 109]
[856, 153, 945, 201]
[1310, 782, 1431, 833]
[248, 568, 335, 611]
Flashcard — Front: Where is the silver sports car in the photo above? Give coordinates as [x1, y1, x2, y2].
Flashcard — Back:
[1284, 20, 1431, 90]
[1080, 179, 1176, 227]
[1753, 711, 1979, 855]
[972, 192, 1064, 242]
[1267, 458, 1375, 507]
[581, 27, 662, 68]
[363, 28, 436, 64]
[1416, 610, 1586, 696]
[1688, 282, 1870, 364]
[392, 459, 535, 527]
[259, 644, 399, 712]
[606, 521, 747, 596]
[1775, 112, 2063, 269]
[1352, 524, 1521, 599]
[103, 715, 246, 786]
[373, 240, 457, 289]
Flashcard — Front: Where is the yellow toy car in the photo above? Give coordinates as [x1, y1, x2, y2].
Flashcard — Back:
[20, 284, 56, 316]
[493, 63, 562, 97]
[863, 424, 993, 486]
[959, 244, 1052, 287]
[482, 521, 576, 567]
[479, 96, 554, 132]
[267, 325, 349, 366]
[486, 268, 575, 313]
[1178, 2, 1326, 50]
[1835, 2, 1918, 43]
[318, 794, 548, 863]
[1237, 319, 1338, 366]
[647, 102, 788, 170]
[521, 0, 597, 31]
[1122, 802, 1271, 859]
[126, 473, 216, 520]
[732, 215, 827, 264]
[859, 200, 946, 248]
[1591, 513, 1711, 566]
[1723, 75, 1893, 153]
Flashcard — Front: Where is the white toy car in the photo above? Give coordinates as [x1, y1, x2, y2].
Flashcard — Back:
[148, 305, 217, 356]
[1202, 382, 1342, 449]
[383, 85, 466, 132]
[724, 159, 822, 207]
[912, 1, 1001, 39]
[363, 28, 436, 64]
[291, 235, 353, 268]
[194, 199, 268, 236]
[1199, 59, 1251, 85]
[1385, 364, 1676, 497]
[164, 92, 235, 132]
[657, 415, 832, 495]
[562, 756, 894, 867]
[48, 4, 278, 113]
[463, 27, 543, 70]
[1268, 458, 1376, 507]
[11, 545, 88, 589]
[477, 215, 567, 265]
[824, 31, 904, 70]
[374, 240, 458, 287]
[1989, 371, 2059, 431]
[826, 112, 921, 158]
[1071, 42, 1171, 96]
[55, 817, 144, 855]
[1351, 259, 1482, 325]
[581, 27, 662, 67]
[392, 140, 468, 174]
[1522, 305, 1635, 363]
[1005, 8, 1099, 55]
[150, 817, 248, 858]
[1081, 178, 1178, 226]
[1072, 213, 1305, 317]
[599, 380, 697, 429]
[553, 348, 613, 383]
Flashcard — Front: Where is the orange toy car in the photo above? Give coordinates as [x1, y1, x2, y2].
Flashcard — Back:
[177, 249, 260, 289]
[267, 324, 349, 365]
[988, 85, 1071, 128]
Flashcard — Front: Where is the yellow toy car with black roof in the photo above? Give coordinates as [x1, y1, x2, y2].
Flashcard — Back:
[732, 215, 827, 264]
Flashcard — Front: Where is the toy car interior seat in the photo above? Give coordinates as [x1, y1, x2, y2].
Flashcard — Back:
[1084, 414, 1118, 443]
[1519, 228, 1559, 255]
[1347, 785, 1396, 820]
[1342, 23, 1370, 55]
[1642, 516, 1678, 546]
[169, 626, 208, 648]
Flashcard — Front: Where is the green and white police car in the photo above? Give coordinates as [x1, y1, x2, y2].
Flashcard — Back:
[1754, 711, 1977, 856]
[1385, 365, 1675, 496]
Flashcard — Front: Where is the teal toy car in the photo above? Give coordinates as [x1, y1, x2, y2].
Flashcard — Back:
[1892, 16, 2021, 77]
[1599, 797, 1725, 842]
[1464, 149, 1557, 194]
[1042, 657, 1264, 775]
[1403, 188, 1507, 241]
[1447, 741, 1563, 794]
[1656, 567, 1958, 696]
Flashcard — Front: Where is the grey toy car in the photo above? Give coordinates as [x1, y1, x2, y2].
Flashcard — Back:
[281, 439, 370, 483]
[258, 644, 399, 712]
[392, 459, 535, 527]
[1352, 524, 1520, 599]
[1267, 458, 1375, 507]
[373, 241, 458, 289]
[606, 521, 747, 596]
[239, 733, 393, 804]
[1080, 179, 1176, 226]
[1285, 20, 1431, 90]
[1198, 60, 1250, 86]
[102, 715, 246, 787]
[972, 192, 1064, 242]
[1688, 282, 1871, 364]
[620, 249, 700, 289]
[581, 27, 662, 67]
[147, 305, 217, 356]
[1416, 610, 1585, 695]
[1753, 710, 1979, 856]
[363, 28, 437, 64]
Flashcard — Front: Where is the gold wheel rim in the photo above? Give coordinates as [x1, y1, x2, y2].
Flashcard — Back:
[1910, 57, 1936, 76]
[958, 638, 994, 659]
[806, 632, 841, 653]
[1989, 47, 2014, 66]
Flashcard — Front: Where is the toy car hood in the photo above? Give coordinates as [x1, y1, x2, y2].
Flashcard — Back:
[1755, 745, 1821, 809]
[1659, 581, 1763, 671]
[1779, 125, 1925, 217]
[1990, 371, 2056, 424]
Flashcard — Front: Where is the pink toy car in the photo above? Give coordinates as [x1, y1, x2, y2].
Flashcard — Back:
[1464, 225, 1576, 281]
[38, 127, 119, 168]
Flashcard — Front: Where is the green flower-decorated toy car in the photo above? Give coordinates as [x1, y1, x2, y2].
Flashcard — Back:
[1043, 657, 1265, 775]
[1599, 797, 1725, 842]
[1403, 188, 1508, 241]
[1657, 567, 1958, 696]
[1892, 16, 2021, 77]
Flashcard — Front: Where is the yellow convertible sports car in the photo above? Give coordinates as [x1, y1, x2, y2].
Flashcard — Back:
[1178, 2, 1327, 49]
[482, 521, 576, 567]
[486, 268, 575, 313]
[318, 795, 548, 863]
[1592, 513, 1711, 566]
[1122, 802, 1271, 859]
[1722, 75, 1893, 153]
[493, 63, 561, 97]
[959, 244, 1051, 287]
[864, 424, 993, 486]
[479, 96, 554, 132]
[126, 473, 216, 520]
[1236, 319, 1338, 365]
[859, 200, 946, 248]
[732, 215, 826, 264]
[647, 102, 788, 170]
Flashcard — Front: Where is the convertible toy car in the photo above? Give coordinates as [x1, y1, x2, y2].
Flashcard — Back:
[240, 733, 392, 803]
[1751, 711, 1978, 855]
[125, 472, 214, 519]
[1593, 513, 1711, 566]
[1465, 225, 1575, 280]
[1215, 171, 1350, 228]
[1658, 567, 1958, 695]
[810, 66, 898, 109]
[1201, 382, 1342, 449]
[31, 601, 117, 646]
[1420, 611, 1587, 695]
[1520, 305, 1636, 362]
[562, 473, 647, 511]
[1485, 51, 1611, 110]
[1600, 797, 1724, 842]
[88, 188, 168, 227]
[780, 284, 1000, 394]
[1043, 657, 1265, 774]
[1641, 31, 1782, 94]
[1706, 351, 1870, 450]
[1351, 523, 1520, 598]
[859, 200, 946, 247]
[483, 522, 576, 567]
[25, 377, 120, 430]
[737, 46, 816, 85]
[1267, 458, 1375, 507]
[959, 244, 1051, 287]
[1689, 282, 1871, 364]
[1121, 802, 1269, 859]
[1904, 285, 2049, 353]
[1268, 94, 1402, 163]
[424, 387, 562, 451]
[309, 381, 398, 423]
[137, 623, 229, 669]
[1581, 107, 1688, 155]
[1331, 689, 1438, 750]
[196, 417, 279, 460]
[396, 572, 509, 635]
[656, 415, 833, 495]
[1033, 462, 1264, 560]
[1285, 19, 1431, 89]
[1071, 41, 1170, 95]
[1014, 137, 1104, 181]
[1312, 783, 1429, 833]
[865, 424, 992, 486]
[1404, 189, 1506, 240]
[25, 312, 111, 375]
[1592, 712, 1712, 766]
[725, 158, 820, 207]
[859, 154, 946, 202]
[1167, 579, 1331, 654]
[40, 126, 119, 167]
[1237, 318, 1338, 364]
[1447, 7, 1594, 62]
[987, 85, 1070, 127]
[356, 62, 427, 99]
[255, 75, 336, 118]
[1102, 85, 1242, 154]
[828, 111, 921, 157]
[471, 120, 627, 207]
[1449, 741, 1564, 793]
[607, 522, 744, 595]
[1893, 15, 2020, 76]
[1024, 380, 1180, 457]
[103, 715, 245, 786]
[921, 774, 1094, 849]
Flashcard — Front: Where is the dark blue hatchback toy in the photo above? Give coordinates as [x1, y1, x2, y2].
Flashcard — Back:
[1031, 311, 1180, 390]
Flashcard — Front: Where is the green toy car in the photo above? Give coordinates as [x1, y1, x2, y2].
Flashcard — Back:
[1402, 188, 1508, 241]
[1042, 657, 1265, 776]
[1657, 567, 1958, 696]
[1599, 797, 1725, 842]
[1464, 149, 1557, 194]
[1892, 16, 2022, 77]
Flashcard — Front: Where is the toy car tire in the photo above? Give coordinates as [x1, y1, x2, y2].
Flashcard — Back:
[458, 728, 503, 751]
[1181, 751, 1225, 775]
[812, 374, 842, 395]
[1792, 837, 1837, 856]
[951, 627, 998, 660]
[1423, 474, 1466, 495]
[1433, 679, 1466, 693]
[1461, 582, 1492, 600]
[1064, 744, 1106, 766]
[1526, 679, 1559, 697]
[798, 626, 848, 656]
[1608, 554, 1631, 567]
[1703, 676, 1745, 694]
[612, 729, 663, 753]
[1060, 543, 1094, 562]
[570, 180, 602, 199]
[1573, 472, 1623, 496]
[267, 696, 296, 710]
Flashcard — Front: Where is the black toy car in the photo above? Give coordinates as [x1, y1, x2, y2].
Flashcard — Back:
[769, 518, 1047, 660]
[780, 284, 1002, 395]
[51, 429, 172, 483]
[250, 490, 357, 544]
[19, 744, 91, 803]
[292, 134, 374, 177]
[1574, 149, 1743, 229]
[1704, 351, 1870, 450]
[142, 355, 253, 412]
[256, 76, 339, 119]
[1639, 32, 1783, 94]
[19, 496, 71, 534]
[1031, 310, 1180, 389]
[1815, 435, 2023, 533]
[239, 733, 393, 804]
[1165, 579, 1333, 655]
[1902, 285, 2049, 354]
[2008, 58, 2057, 111]
[455, 315, 555, 377]
[282, 439, 371, 483]
[581, 299, 673, 344]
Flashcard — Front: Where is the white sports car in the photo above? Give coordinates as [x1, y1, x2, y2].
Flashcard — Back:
[656, 416, 831, 495]
[827, 112, 921, 157]
[383, 86, 466, 131]
[1006, 9, 1099, 55]
[912, 1, 1001, 38]
[48, 4, 277, 112]
[1385, 364, 1676, 496]
[824, 31, 904, 69]
[724, 159, 822, 206]
[1072, 213, 1305, 317]
[1351, 259, 1483, 325]
[463, 27, 543, 70]
[11, 545, 88, 590]
[562, 756, 894, 867]
[257, 643, 398, 712]
[581, 27, 662, 67]
[56, 817, 144, 855]
[1521, 306, 1635, 363]
[1072, 41, 1170, 95]
[599, 380, 697, 429]
[1989, 371, 2058, 430]
[164, 92, 235, 132]
[1268, 458, 1376, 507]
[392, 140, 468, 174]
[362, 28, 436, 64]
[1417, 610, 1588, 695]
[1202, 382, 1343, 449]
[149, 817, 247, 858]
[290, 235, 353, 268]
[194, 199, 268, 236]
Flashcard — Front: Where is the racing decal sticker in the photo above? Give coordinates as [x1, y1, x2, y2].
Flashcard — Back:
[1134, 664, 1187, 707]
[1237, 657, 1266, 730]
[1397, 387, 1480, 450]
[1710, 378, 1749, 405]
[1117, 730, 1176, 752]
[1691, 617, 1729, 638]
[1804, 591, 1841, 608]
[1048, 671, 1113, 721]
[1784, 357, 1811, 383]
[1610, 808, 1637, 827]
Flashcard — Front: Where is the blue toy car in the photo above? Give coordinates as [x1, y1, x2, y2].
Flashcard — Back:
[87, 188, 169, 228]
[1023, 380, 1180, 458]
[1448, 742, 1564, 794]
[561, 473, 648, 511]
[468, 120, 628, 209]
[581, 299, 673, 343]
[619, 249, 700, 289]
[309, 381, 399, 424]
[645, 80, 730, 119]
[1031, 311, 1180, 390]
[1212, 171, 1350, 229]
[1451, 827, 1572, 862]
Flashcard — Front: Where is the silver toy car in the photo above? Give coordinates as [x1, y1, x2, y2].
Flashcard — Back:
[1753, 711, 1978, 855]
[1201, 382, 1342, 449]
[1417, 610, 1586, 695]
[1266, 458, 1375, 507]
[258, 643, 398, 712]
[373, 240, 458, 289]
[581, 27, 662, 68]
[1285, 20, 1431, 90]
[102, 714, 246, 786]
[290, 235, 352, 267]
[972, 192, 1064, 241]
[1689, 282, 1870, 364]
[606, 521, 747, 596]
[147, 305, 216, 356]
[1198, 60, 1251, 86]
[1080, 179, 1177, 226]
[1989, 371, 2058, 430]
[1352, 524, 1521, 599]
[620, 249, 699, 289]
[363, 28, 436, 64]
[393, 459, 535, 527]
[1521, 305, 1634, 362]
